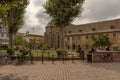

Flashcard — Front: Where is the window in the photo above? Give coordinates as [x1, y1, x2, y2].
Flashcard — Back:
[72, 37, 74, 40]
[86, 35, 88, 39]
[1, 33, 4, 37]
[68, 31, 72, 33]
[78, 36, 80, 39]
[67, 37, 69, 40]
[67, 45, 70, 50]
[92, 28, 96, 31]
[106, 34, 109, 36]
[72, 44, 76, 50]
[64, 31, 66, 34]
[79, 29, 82, 32]
[113, 33, 116, 38]
[110, 25, 115, 29]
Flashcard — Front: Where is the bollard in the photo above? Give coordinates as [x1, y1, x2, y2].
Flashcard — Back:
[62, 54, 64, 64]
[64, 54, 66, 62]
[48, 52, 50, 61]
[52, 54, 54, 64]
[42, 54, 44, 64]
[83, 53, 85, 61]
[72, 54, 74, 63]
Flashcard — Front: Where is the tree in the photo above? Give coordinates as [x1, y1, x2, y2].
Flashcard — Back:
[92, 34, 112, 49]
[44, 0, 85, 50]
[0, 0, 26, 13]
[0, 0, 13, 3]
[41, 44, 50, 50]
[30, 39, 38, 46]
[0, 0, 29, 51]
[14, 35, 27, 47]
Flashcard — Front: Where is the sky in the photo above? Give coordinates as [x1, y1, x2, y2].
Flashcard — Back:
[19, 0, 120, 35]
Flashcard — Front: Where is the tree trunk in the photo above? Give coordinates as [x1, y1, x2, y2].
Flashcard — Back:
[51, 26, 53, 48]
[59, 27, 64, 50]
[9, 33, 13, 51]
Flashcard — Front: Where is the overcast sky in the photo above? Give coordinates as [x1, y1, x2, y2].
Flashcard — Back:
[19, 0, 120, 35]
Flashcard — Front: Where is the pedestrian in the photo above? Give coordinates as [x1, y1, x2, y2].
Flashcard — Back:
[105, 46, 110, 51]
[89, 47, 95, 54]
[77, 47, 83, 57]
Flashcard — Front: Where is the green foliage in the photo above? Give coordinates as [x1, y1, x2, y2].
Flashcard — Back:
[24, 41, 30, 48]
[82, 41, 89, 50]
[56, 48, 63, 53]
[0, 0, 29, 50]
[30, 39, 38, 46]
[0, 0, 11, 2]
[14, 35, 27, 46]
[41, 44, 50, 50]
[0, 0, 28, 10]
[56, 48, 67, 55]
[44, 0, 85, 27]
[0, 0, 29, 34]
[40, 44, 50, 54]
[92, 34, 112, 48]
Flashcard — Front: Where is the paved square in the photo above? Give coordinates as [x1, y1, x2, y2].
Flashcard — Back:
[0, 61, 120, 80]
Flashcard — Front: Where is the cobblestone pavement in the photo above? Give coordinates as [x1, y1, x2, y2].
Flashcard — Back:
[0, 61, 120, 80]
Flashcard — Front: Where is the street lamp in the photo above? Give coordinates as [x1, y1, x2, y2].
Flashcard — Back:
[29, 37, 33, 64]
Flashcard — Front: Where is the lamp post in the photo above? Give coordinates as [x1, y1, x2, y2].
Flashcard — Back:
[29, 38, 33, 64]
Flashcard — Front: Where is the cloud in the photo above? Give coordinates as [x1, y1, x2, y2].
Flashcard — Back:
[33, 0, 51, 27]
[19, 0, 46, 35]
[36, 9, 51, 25]
[19, 24, 44, 35]
[32, 0, 46, 7]
[73, 0, 120, 24]
[19, 0, 120, 35]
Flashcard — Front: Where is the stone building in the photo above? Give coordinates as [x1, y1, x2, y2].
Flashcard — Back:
[17, 32, 44, 45]
[0, 26, 9, 48]
[24, 34, 44, 45]
[45, 19, 120, 50]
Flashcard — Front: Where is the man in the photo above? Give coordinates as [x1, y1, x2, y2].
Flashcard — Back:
[89, 47, 95, 54]
[78, 47, 83, 57]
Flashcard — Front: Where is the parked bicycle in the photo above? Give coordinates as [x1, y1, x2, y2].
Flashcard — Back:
[0, 53, 9, 64]
[0, 50, 28, 65]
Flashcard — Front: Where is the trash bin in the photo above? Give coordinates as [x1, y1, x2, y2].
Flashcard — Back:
[87, 54, 92, 62]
